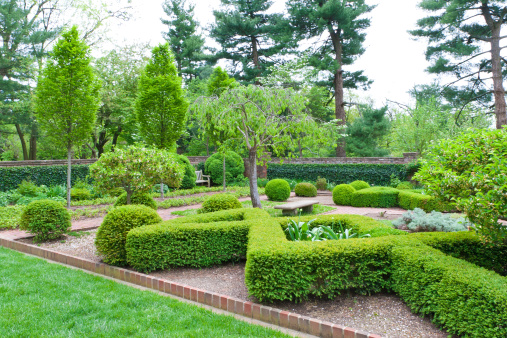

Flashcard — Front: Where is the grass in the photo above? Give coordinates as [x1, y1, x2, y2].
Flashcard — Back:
[172, 200, 336, 217]
[0, 247, 289, 337]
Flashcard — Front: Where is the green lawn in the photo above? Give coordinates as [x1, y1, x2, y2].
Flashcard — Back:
[0, 247, 288, 337]
[172, 200, 335, 217]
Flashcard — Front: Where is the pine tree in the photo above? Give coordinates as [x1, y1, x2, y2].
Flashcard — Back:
[346, 106, 390, 157]
[287, 0, 374, 157]
[411, 0, 507, 129]
[34, 26, 101, 207]
[210, 0, 293, 84]
[161, 0, 206, 80]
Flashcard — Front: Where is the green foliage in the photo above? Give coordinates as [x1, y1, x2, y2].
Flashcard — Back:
[397, 190, 454, 213]
[201, 193, 242, 213]
[393, 208, 470, 233]
[16, 180, 38, 197]
[265, 179, 291, 201]
[0, 205, 24, 229]
[207, 67, 237, 96]
[95, 205, 162, 266]
[70, 188, 92, 201]
[346, 106, 390, 157]
[178, 155, 197, 189]
[294, 182, 317, 197]
[315, 177, 327, 191]
[257, 178, 269, 188]
[107, 187, 125, 197]
[268, 163, 407, 187]
[285, 218, 370, 242]
[350, 187, 400, 208]
[396, 181, 413, 190]
[349, 180, 370, 191]
[414, 128, 507, 243]
[332, 184, 356, 205]
[115, 192, 157, 210]
[135, 43, 188, 149]
[204, 151, 244, 185]
[19, 199, 71, 242]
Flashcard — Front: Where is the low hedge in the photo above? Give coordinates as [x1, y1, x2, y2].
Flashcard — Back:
[267, 163, 407, 186]
[200, 193, 242, 213]
[397, 190, 454, 212]
[332, 184, 355, 205]
[350, 187, 400, 208]
[349, 180, 370, 191]
[294, 183, 317, 197]
[391, 245, 507, 337]
[114, 192, 157, 210]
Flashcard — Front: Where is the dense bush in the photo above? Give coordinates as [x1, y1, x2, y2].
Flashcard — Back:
[107, 187, 125, 197]
[267, 163, 407, 186]
[392, 208, 470, 232]
[396, 181, 413, 190]
[257, 178, 269, 188]
[114, 192, 157, 210]
[70, 188, 92, 201]
[204, 151, 245, 185]
[350, 187, 399, 208]
[95, 205, 162, 266]
[17, 180, 39, 197]
[0, 164, 90, 192]
[19, 199, 71, 242]
[178, 155, 197, 189]
[265, 179, 291, 201]
[332, 184, 356, 205]
[315, 177, 327, 190]
[397, 190, 454, 212]
[201, 193, 242, 213]
[349, 180, 370, 191]
[294, 183, 317, 197]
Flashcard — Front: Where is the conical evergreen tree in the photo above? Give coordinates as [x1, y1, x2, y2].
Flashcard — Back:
[346, 106, 389, 157]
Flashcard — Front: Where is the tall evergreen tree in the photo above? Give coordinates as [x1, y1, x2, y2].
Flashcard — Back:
[346, 106, 389, 157]
[161, 0, 206, 80]
[210, 0, 293, 84]
[287, 0, 374, 157]
[411, 0, 507, 129]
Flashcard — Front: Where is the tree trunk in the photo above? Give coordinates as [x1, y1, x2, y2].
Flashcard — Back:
[111, 126, 122, 153]
[223, 154, 226, 192]
[126, 189, 132, 205]
[66, 147, 72, 208]
[15, 124, 28, 160]
[329, 28, 346, 157]
[298, 139, 303, 158]
[29, 124, 37, 160]
[248, 148, 262, 208]
[251, 36, 261, 84]
[206, 137, 209, 156]
[490, 26, 507, 129]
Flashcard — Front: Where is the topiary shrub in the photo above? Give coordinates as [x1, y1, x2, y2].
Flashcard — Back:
[349, 180, 370, 191]
[315, 177, 327, 191]
[265, 179, 291, 201]
[396, 181, 414, 190]
[200, 193, 242, 213]
[350, 187, 400, 208]
[397, 190, 455, 212]
[114, 192, 157, 210]
[294, 182, 317, 197]
[95, 205, 162, 266]
[178, 155, 197, 189]
[70, 188, 92, 201]
[19, 199, 71, 242]
[332, 184, 356, 205]
[204, 151, 245, 185]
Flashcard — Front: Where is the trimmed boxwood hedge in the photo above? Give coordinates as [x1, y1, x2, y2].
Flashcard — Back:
[0, 165, 90, 192]
[294, 182, 317, 197]
[350, 187, 400, 208]
[397, 190, 454, 212]
[267, 163, 407, 186]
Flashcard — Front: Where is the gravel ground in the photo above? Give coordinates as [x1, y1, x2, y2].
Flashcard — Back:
[28, 230, 451, 338]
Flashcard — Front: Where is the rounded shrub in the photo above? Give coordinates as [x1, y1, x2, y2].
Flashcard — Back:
[107, 187, 125, 197]
[114, 192, 157, 210]
[350, 180, 370, 191]
[201, 193, 242, 213]
[95, 205, 162, 266]
[19, 199, 71, 242]
[70, 188, 92, 201]
[265, 179, 291, 201]
[332, 184, 356, 205]
[178, 155, 197, 189]
[204, 151, 245, 185]
[17, 180, 39, 197]
[294, 183, 318, 197]
[396, 181, 414, 190]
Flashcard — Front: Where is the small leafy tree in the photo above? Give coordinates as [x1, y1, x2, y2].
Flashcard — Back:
[193, 85, 332, 208]
[89, 146, 184, 204]
[34, 26, 100, 207]
[414, 128, 507, 243]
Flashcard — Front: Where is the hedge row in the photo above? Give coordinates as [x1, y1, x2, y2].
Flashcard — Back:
[267, 163, 407, 186]
[0, 165, 90, 191]
[398, 190, 454, 212]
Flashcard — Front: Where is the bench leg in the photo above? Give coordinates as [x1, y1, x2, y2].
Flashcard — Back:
[282, 209, 297, 216]
[301, 205, 314, 213]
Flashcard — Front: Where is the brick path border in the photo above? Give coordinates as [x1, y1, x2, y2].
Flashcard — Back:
[0, 237, 381, 338]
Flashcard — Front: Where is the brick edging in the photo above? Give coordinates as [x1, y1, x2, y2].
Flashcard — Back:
[0, 238, 381, 338]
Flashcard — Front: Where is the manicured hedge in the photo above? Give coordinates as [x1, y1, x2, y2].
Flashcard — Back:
[0, 165, 90, 192]
[398, 190, 454, 212]
[350, 187, 400, 208]
[391, 245, 507, 337]
[267, 163, 407, 186]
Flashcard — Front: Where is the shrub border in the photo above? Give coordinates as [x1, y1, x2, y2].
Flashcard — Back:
[0, 237, 380, 338]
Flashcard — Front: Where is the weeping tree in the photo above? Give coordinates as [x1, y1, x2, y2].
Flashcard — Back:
[193, 85, 332, 208]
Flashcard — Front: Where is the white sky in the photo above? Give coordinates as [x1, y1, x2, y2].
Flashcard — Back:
[107, 0, 436, 106]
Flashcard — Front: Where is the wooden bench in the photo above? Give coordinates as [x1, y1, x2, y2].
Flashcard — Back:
[195, 170, 211, 187]
[274, 200, 320, 216]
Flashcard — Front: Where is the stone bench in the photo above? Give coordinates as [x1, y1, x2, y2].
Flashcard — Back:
[274, 200, 320, 216]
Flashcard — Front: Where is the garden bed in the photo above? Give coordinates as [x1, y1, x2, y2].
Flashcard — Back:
[24, 229, 450, 337]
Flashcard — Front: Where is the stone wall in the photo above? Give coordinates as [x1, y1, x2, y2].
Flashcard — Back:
[0, 159, 97, 167]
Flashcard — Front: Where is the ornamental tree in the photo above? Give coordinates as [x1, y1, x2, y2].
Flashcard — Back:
[414, 128, 507, 243]
[193, 85, 333, 208]
[89, 146, 184, 205]
[34, 26, 100, 208]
